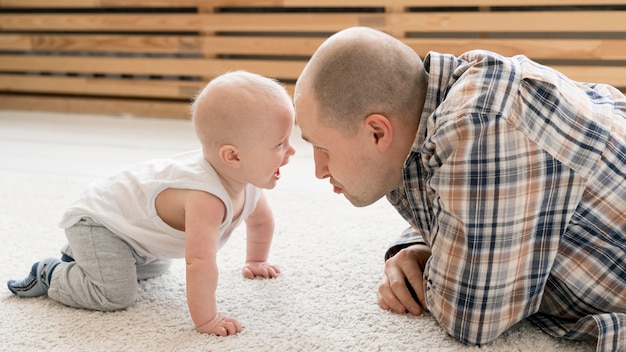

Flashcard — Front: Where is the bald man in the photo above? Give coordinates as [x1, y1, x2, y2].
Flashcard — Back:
[294, 26, 625, 351]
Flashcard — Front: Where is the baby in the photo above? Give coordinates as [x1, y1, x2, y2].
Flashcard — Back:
[7, 70, 296, 336]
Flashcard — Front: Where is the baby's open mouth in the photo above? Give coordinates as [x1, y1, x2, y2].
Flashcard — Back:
[274, 168, 281, 179]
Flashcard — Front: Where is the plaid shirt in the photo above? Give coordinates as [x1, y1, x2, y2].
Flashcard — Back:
[386, 50, 625, 351]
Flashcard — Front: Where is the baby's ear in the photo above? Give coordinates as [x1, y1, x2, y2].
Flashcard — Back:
[219, 144, 241, 168]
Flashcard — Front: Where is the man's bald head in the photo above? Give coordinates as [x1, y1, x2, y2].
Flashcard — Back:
[295, 27, 427, 135]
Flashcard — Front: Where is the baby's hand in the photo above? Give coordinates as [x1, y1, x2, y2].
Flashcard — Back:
[195, 312, 242, 336]
[242, 261, 281, 279]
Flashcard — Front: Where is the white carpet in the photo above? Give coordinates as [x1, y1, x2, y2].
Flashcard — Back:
[0, 111, 596, 351]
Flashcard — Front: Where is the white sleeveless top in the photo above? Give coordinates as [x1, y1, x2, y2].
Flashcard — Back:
[59, 150, 262, 258]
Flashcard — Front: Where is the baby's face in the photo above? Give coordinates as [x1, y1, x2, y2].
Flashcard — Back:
[237, 103, 296, 189]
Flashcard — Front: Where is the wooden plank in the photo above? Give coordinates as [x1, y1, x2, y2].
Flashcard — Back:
[0, 0, 277, 7]
[0, 74, 297, 98]
[552, 65, 626, 88]
[2, 0, 625, 8]
[0, 34, 203, 54]
[0, 74, 204, 99]
[0, 93, 194, 119]
[198, 12, 626, 32]
[3, 34, 626, 61]
[2, 12, 624, 33]
[0, 34, 323, 56]
[394, 12, 626, 33]
[0, 34, 31, 50]
[201, 36, 326, 56]
[281, 0, 626, 6]
[0, 55, 306, 80]
[199, 13, 384, 31]
[0, 14, 202, 32]
[204, 37, 626, 61]
[403, 38, 626, 61]
[0, 0, 203, 8]
[0, 0, 101, 6]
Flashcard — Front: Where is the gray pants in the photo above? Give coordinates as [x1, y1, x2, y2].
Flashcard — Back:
[48, 218, 171, 311]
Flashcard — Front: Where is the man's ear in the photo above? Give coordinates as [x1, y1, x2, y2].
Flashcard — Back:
[219, 144, 241, 168]
[364, 114, 393, 152]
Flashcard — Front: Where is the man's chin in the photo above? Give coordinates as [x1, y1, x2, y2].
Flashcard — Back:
[345, 194, 381, 208]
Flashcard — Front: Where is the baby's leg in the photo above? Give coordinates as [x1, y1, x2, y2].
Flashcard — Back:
[48, 218, 138, 311]
[60, 243, 75, 262]
[60, 235, 170, 284]
[136, 258, 171, 281]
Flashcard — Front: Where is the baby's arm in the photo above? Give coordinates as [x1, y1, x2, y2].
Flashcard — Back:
[184, 191, 242, 336]
[242, 194, 281, 279]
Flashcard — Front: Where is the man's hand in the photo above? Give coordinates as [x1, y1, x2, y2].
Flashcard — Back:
[377, 244, 431, 316]
[242, 261, 281, 279]
[195, 312, 242, 336]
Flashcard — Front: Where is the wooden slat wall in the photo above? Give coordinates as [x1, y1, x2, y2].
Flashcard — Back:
[0, 1, 624, 119]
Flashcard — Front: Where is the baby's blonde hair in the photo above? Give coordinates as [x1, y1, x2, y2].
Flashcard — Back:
[191, 71, 292, 150]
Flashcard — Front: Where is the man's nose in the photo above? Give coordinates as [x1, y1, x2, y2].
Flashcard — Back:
[313, 149, 330, 180]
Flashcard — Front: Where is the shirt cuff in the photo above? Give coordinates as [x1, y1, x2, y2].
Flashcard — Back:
[385, 227, 428, 261]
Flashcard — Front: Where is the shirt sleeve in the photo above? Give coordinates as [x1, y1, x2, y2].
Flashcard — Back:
[384, 227, 428, 261]
[422, 110, 582, 346]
